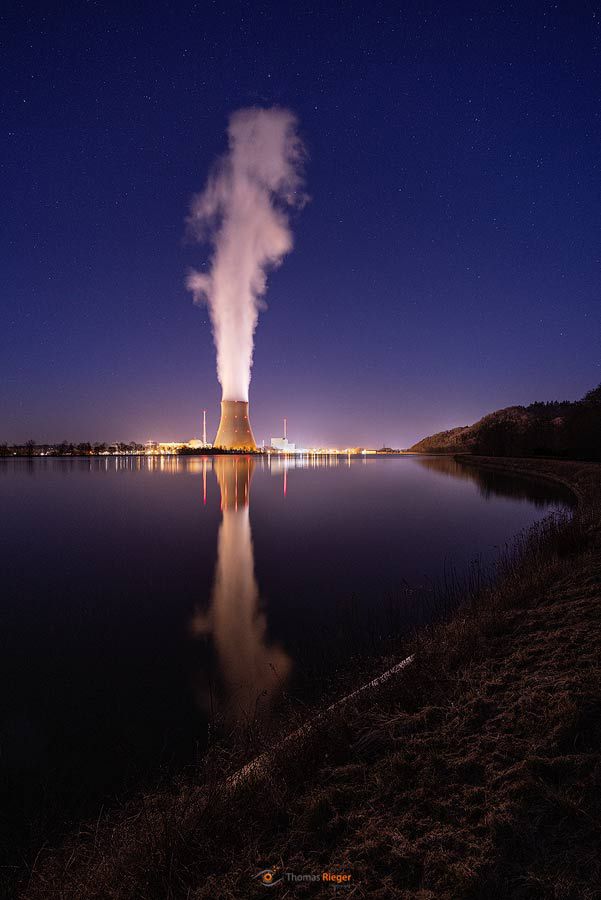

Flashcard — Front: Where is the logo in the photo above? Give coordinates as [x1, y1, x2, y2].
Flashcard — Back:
[254, 868, 283, 888]
[254, 866, 352, 888]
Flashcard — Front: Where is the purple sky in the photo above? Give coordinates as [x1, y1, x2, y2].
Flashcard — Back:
[2, 1, 600, 448]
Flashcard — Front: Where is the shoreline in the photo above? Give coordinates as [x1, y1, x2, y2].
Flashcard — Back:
[1, 450, 410, 459]
[20, 456, 601, 899]
[455, 454, 596, 508]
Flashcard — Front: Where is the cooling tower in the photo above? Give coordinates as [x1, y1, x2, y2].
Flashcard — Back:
[214, 400, 257, 451]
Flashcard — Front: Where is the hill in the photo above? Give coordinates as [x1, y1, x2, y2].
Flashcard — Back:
[409, 384, 601, 460]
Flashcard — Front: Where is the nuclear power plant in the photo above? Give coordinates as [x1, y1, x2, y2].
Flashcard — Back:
[214, 400, 257, 451]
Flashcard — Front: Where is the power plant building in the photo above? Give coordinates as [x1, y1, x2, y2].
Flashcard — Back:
[271, 437, 296, 453]
[271, 417, 295, 453]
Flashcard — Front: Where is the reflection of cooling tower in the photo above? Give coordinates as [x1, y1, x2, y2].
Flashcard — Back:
[214, 400, 257, 451]
[190, 456, 291, 723]
[214, 454, 253, 510]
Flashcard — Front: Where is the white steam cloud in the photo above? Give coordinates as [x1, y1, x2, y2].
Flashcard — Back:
[187, 107, 305, 401]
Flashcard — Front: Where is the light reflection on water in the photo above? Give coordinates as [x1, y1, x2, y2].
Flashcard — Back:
[183, 453, 573, 726]
[0, 453, 572, 859]
[190, 457, 291, 723]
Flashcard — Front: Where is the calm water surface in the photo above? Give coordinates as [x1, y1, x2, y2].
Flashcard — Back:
[0, 455, 570, 855]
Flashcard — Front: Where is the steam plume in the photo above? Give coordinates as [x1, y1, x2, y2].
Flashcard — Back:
[187, 107, 305, 401]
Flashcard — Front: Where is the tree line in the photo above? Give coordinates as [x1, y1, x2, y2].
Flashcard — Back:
[471, 385, 601, 460]
[0, 442, 145, 457]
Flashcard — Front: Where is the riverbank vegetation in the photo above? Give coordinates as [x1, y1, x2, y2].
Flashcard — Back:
[19, 458, 601, 899]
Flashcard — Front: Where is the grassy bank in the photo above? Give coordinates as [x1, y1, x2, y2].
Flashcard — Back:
[20, 458, 601, 899]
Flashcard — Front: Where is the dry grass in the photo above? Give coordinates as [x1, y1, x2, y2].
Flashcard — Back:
[18, 458, 601, 900]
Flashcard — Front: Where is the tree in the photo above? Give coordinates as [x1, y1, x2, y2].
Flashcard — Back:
[582, 384, 601, 405]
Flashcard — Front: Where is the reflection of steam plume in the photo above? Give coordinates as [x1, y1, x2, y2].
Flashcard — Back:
[191, 457, 290, 721]
[186, 107, 305, 402]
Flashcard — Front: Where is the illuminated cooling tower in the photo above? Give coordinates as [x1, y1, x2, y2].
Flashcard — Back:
[214, 400, 257, 451]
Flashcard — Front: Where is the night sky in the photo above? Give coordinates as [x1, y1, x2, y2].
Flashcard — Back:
[2, 1, 600, 448]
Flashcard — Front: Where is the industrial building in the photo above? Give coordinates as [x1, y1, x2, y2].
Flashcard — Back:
[270, 417, 296, 453]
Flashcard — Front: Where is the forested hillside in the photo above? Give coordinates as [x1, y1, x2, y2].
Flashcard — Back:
[409, 385, 601, 460]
